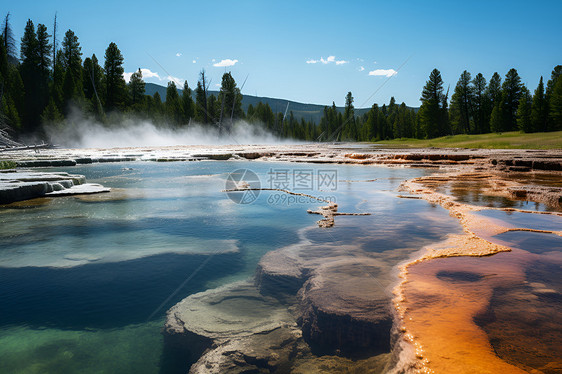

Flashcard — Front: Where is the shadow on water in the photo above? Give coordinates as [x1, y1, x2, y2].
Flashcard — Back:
[0, 251, 242, 329]
[437, 271, 483, 283]
[494, 231, 562, 254]
[474, 258, 562, 372]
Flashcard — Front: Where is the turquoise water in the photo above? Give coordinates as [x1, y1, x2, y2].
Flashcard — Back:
[0, 161, 460, 373]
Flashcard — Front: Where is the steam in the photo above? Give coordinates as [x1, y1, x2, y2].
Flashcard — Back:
[45, 114, 296, 148]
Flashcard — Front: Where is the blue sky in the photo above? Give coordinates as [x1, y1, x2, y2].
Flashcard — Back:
[5, 0, 562, 107]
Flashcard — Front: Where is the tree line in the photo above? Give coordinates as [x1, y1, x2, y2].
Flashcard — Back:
[0, 13, 251, 138]
[0, 13, 560, 144]
[418, 67, 562, 139]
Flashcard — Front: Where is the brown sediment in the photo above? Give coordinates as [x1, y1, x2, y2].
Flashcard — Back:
[395, 254, 529, 374]
[393, 171, 561, 373]
[409, 170, 562, 212]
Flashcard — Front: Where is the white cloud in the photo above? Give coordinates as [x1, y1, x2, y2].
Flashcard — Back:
[176, 53, 182, 57]
[123, 68, 182, 86]
[192, 60, 197, 64]
[141, 68, 161, 79]
[167, 75, 183, 86]
[123, 72, 133, 83]
[123, 68, 161, 83]
[307, 55, 347, 66]
[321, 55, 335, 64]
[213, 59, 238, 67]
[359, 66, 365, 72]
[215, 83, 221, 87]
[368, 69, 397, 77]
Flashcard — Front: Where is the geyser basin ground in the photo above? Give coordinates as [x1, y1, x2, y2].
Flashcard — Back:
[0, 144, 560, 373]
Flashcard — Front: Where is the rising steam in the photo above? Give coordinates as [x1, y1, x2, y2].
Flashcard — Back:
[45, 113, 296, 149]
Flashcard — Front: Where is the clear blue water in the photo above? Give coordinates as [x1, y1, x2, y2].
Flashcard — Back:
[494, 231, 562, 254]
[473, 209, 562, 232]
[0, 161, 461, 373]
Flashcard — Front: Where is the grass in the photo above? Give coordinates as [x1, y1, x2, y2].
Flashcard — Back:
[376, 131, 562, 150]
[0, 160, 17, 169]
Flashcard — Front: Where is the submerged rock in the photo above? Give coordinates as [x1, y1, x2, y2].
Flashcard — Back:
[45, 183, 110, 196]
[255, 248, 305, 300]
[297, 258, 393, 357]
[165, 281, 294, 340]
[257, 240, 396, 359]
[189, 326, 303, 374]
[164, 281, 298, 373]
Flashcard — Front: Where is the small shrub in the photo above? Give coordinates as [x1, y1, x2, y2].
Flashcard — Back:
[0, 160, 17, 169]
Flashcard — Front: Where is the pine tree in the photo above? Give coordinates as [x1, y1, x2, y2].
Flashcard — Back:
[61, 30, 83, 93]
[207, 94, 218, 124]
[471, 73, 489, 134]
[486, 73, 502, 102]
[501, 68, 522, 131]
[1, 95, 21, 129]
[517, 86, 532, 132]
[20, 20, 42, 131]
[128, 68, 145, 107]
[0, 35, 8, 124]
[83, 54, 105, 110]
[36, 24, 51, 113]
[195, 69, 208, 124]
[419, 68, 447, 138]
[530, 77, 547, 132]
[62, 68, 78, 106]
[546, 65, 561, 96]
[546, 65, 562, 131]
[8, 68, 24, 117]
[364, 104, 377, 141]
[197, 70, 209, 124]
[51, 49, 65, 111]
[2, 13, 17, 63]
[165, 80, 182, 125]
[341, 91, 356, 140]
[490, 100, 503, 133]
[486, 72, 502, 132]
[41, 97, 64, 125]
[52, 13, 58, 74]
[218, 72, 242, 131]
[549, 78, 562, 130]
[181, 80, 194, 125]
[36, 24, 51, 80]
[104, 42, 127, 111]
[450, 70, 473, 134]
[151, 92, 164, 121]
[0, 35, 8, 80]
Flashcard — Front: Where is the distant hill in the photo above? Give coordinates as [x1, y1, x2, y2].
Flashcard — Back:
[144, 83, 417, 123]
